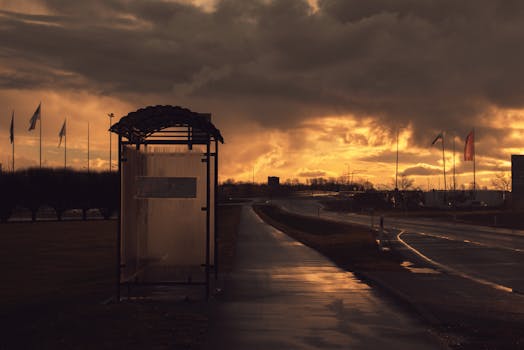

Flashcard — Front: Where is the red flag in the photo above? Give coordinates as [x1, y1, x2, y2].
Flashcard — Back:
[464, 130, 474, 161]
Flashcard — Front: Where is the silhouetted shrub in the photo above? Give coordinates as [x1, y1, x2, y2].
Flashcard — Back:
[0, 173, 18, 222]
[0, 168, 119, 221]
[18, 168, 49, 221]
[91, 172, 118, 219]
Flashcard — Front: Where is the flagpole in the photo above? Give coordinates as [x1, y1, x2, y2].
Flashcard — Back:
[39, 102, 42, 168]
[453, 135, 456, 192]
[12, 110, 15, 172]
[395, 128, 399, 190]
[87, 122, 90, 173]
[12, 139, 15, 172]
[442, 132, 447, 193]
[64, 118, 67, 170]
[473, 128, 476, 194]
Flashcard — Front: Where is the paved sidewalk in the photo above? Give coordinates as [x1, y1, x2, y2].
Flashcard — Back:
[205, 206, 445, 349]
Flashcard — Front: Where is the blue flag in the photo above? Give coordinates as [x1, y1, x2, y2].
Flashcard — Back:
[9, 111, 14, 144]
[28, 103, 41, 131]
[58, 120, 66, 147]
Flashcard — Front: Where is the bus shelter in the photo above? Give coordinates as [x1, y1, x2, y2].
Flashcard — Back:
[110, 105, 223, 299]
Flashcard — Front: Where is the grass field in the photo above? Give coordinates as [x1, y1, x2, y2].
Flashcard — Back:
[0, 205, 242, 350]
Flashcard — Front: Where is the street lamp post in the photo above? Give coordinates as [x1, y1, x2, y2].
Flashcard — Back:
[108, 113, 115, 172]
[395, 128, 399, 190]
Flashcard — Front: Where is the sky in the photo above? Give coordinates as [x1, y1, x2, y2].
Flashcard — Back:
[0, 0, 523, 189]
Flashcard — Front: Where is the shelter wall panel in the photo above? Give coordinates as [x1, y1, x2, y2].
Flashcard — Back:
[144, 152, 214, 269]
[121, 146, 148, 282]
[121, 150, 215, 283]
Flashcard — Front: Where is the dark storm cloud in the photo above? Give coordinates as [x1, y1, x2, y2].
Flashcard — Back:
[1, 0, 524, 143]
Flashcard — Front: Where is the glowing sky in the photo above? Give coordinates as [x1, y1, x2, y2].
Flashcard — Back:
[1, 0, 523, 189]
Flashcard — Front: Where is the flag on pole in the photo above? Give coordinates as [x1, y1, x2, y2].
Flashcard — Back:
[464, 129, 474, 161]
[58, 119, 66, 147]
[9, 111, 14, 144]
[431, 132, 443, 145]
[28, 103, 41, 131]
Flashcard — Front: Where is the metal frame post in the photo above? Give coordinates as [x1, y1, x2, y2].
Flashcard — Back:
[214, 140, 219, 280]
[116, 135, 122, 302]
[205, 141, 211, 298]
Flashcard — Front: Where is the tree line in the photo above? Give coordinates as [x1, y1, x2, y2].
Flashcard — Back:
[0, 168, 118, 222]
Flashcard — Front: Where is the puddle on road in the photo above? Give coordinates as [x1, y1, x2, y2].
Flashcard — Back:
[270, 266, 371, 293]
[401, 261, 440, 274]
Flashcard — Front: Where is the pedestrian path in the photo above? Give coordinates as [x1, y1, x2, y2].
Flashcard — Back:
[205, 206, 445, 349]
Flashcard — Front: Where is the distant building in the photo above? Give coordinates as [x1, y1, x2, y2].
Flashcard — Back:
[512, 155, 524, 209]
[268, 176, 280, 187]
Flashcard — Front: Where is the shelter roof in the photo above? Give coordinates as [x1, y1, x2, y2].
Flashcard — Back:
[109, 105, 224, 144]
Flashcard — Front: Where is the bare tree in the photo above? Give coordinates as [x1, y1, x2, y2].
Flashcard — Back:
[397, 174, 414, 190]
[491, 171, 511, 191]
[362, 180, 374, 191]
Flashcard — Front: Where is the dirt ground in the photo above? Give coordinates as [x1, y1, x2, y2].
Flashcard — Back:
[0, 205, 241, 350]
[254, 204, 524, 350]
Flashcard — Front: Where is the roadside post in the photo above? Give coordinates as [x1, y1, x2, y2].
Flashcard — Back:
[378, 215, 384, 249]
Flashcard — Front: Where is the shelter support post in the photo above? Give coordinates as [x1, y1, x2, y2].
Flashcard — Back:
[214, 140, 219, 280]
[116, 135, 122, 302]
[205, 141, 211, 298]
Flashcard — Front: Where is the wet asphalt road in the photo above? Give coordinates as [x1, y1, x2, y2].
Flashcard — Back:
[274, 198, 524, 294]
[206, 206, 445, 350]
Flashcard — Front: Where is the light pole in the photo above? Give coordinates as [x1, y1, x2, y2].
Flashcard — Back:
[395, 128, 399, 190]
[351, 169, 364, 187]
[108, 113, 115, 172]
[87, 121, 90, 174]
